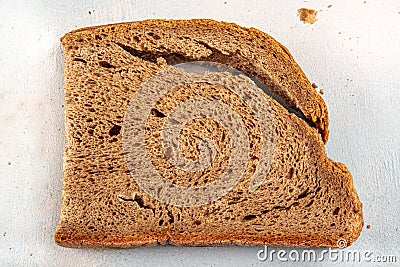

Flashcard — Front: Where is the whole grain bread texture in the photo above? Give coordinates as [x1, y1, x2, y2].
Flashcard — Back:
[55, 19, 363, 248]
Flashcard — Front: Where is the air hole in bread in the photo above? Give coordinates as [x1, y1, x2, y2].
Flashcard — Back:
[288, 167, 295, 179]
[150, 108, 166, 118]
[98, 61, 115, 68]
[109, 125, 121, 136]
[333, 207, 340, 216]
[73, 58, 87, 64]
[297, 188, 310, 199]
[305, 199, 314, 207]
[147, 32, 161, 40]
[167, 210, 174, 224]
[243, 214, 257, 221]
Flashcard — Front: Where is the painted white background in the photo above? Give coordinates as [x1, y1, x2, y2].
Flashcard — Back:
[0, 0, 399, 266]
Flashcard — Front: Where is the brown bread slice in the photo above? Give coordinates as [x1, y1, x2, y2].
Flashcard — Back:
[55, 19, 363, 248]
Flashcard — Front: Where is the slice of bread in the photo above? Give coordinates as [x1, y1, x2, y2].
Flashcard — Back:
[55, 19, 363, 248]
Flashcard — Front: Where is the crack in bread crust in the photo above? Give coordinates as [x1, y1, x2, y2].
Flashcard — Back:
[62, 19, 329, 142]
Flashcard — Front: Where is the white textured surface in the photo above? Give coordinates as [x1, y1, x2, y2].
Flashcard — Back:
[0, 0, 399, 266]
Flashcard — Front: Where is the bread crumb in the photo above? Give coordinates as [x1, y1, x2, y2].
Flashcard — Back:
[8, 162, 11, 165]
[338, 32, 342, 34]
[328, 5, 333, 8]
[319, 89, 325, 95]
[298, 8, 317, 24]
[367, 224, 371, 229]
[312, 83, 318, 89]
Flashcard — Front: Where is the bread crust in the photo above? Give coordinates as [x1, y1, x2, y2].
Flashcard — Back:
[55, 19, 362, 249]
